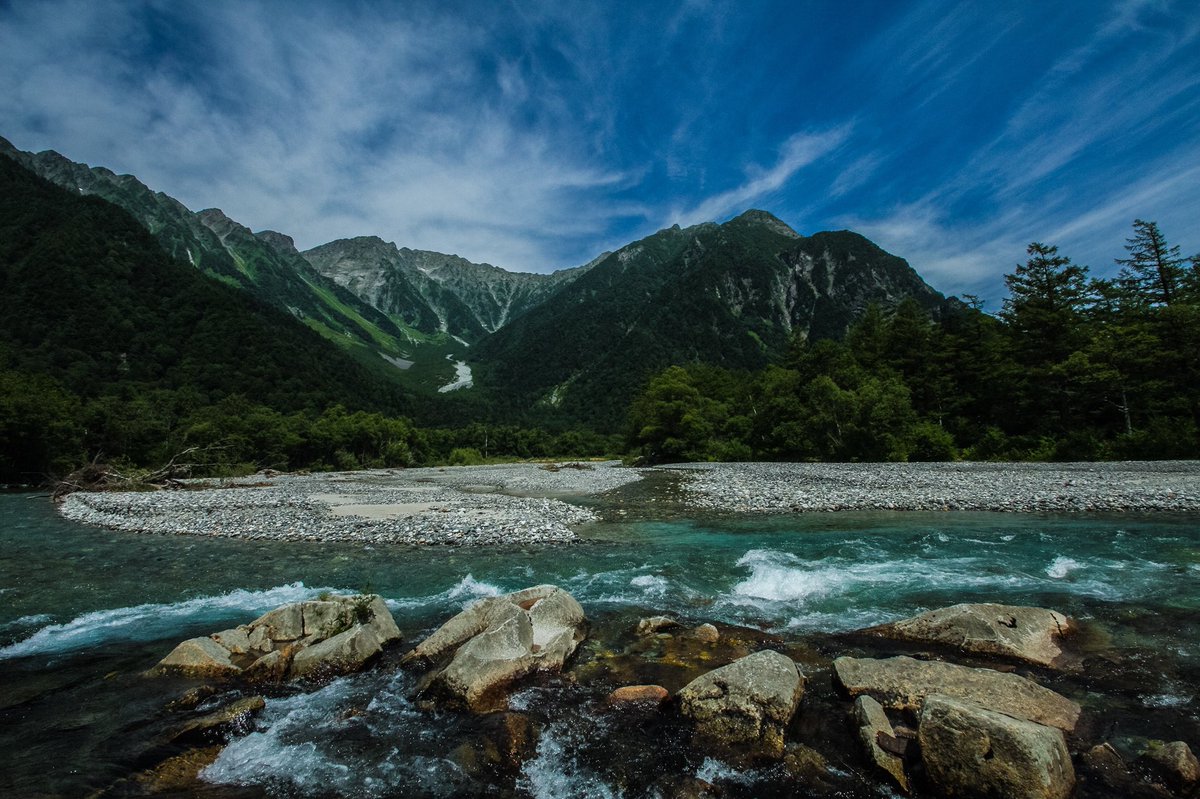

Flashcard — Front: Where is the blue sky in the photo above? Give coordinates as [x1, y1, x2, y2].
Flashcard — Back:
[1, 0, 1198, 305]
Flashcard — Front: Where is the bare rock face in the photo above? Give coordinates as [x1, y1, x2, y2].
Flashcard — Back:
[852, 695, 910, 793]
[832, 655, 1080, 732]
[676, 650, 804, 759]
[918, 694, 1075, 799]
[867, 603, 1074, 668]
[406, 585, 587, 712]
[153, 594, 400, 681]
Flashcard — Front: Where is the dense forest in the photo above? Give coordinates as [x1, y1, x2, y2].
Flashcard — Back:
[628, 224, 1200, 463]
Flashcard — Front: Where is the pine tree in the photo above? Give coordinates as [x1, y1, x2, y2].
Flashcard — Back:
[1115, 220, 1186, 307]
[1002, 242, 1091, 365]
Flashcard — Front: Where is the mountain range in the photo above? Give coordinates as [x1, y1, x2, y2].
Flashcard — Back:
[0, 136, 950, 430]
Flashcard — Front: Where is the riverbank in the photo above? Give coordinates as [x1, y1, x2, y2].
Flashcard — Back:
[59, 460, 1200, 544]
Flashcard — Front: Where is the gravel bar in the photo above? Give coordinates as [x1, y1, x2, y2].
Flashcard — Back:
[661, 461, 1200, 513]
[61, 462, 647, 546]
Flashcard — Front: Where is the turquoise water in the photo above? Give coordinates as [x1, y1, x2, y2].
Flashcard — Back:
[2, 494, 1199, 796]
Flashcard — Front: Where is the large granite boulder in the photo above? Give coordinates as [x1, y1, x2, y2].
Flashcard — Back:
[676, 650, 804, 759]
[407, 585, 587, 712]
[866, 603, 1074, 668]
[918, 694, 1075, 799]
[833, 655, 1080, 732]
[153, 594, 400, 681]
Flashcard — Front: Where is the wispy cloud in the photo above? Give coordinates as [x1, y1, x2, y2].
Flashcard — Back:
[0, 0, 1196, 291]
[670, 127, 852, 226]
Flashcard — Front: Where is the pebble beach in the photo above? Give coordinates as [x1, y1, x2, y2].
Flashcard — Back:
[59, 460, 1200, 545]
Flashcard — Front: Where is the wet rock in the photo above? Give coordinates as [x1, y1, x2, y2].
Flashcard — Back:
[166, 684, 217, 712]
[638, 615, 681, 636]
[152, 594, 400, 682]
[1140, 740, 1200, 793]
[132, 744, 224, 794]
[866, 603, 1074, 668]
[852, 695, 909, 793]
[170, 696, 265, 745]
[608, 684, 670, 706]
[411, 585, 587, 712]
[480, 712, 541, 771]
[692, 623, 720, 644]
[1080, 743, 1173, 798]
[782, 742, 838, 791]
[677, 649, 804, 759]
[918, 694, 1074, 799]
[832, 655, 1081, 732]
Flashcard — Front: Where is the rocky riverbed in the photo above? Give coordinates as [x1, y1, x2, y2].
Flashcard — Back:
[59, 460, 1200, 545]
[667, 460, 1200, 514]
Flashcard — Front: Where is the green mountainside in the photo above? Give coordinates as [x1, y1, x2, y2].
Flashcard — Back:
[0, 137, 416, 371]
[0, 153, 417, 477]
[471, 210, 949, 429]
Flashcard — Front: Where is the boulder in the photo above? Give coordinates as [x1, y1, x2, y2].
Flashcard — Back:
[852, 695, 910, 793]
[152, 594, 400, 682]
[867, 603, 1073, 668]
[677, 650, 804, 759]
[411, 585, 588, 712]
[918, 694, 1074, 799]
[692, 623, 720, 644]
[1140, 740, 1200, 793]
[832, 656, 1080, 732]
[154, 636, 241, 678]
[291, 625, 385, 679]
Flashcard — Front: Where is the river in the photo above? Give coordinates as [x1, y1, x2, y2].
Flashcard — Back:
[1, 493, 1198, 796]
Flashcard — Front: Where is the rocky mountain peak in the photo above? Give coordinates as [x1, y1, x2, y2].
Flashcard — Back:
[726, 209, 800, 239]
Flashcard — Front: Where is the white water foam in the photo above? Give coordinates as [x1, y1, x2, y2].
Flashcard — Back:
[1046, 556, 1082, 578]
[384, 574, 503, 613]
[0, 582, 333, 660]
[205, 673, 468, 797]
[517, 722, 623, 799]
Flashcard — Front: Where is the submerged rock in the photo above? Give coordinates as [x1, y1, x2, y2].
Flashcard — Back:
[918, 694, 1075, 799]
[832, 655, 1080, 732]
[866, 603, 1074, 668]
[152, 594, 400, 682]
[852, 695, 910, 793]
[676, 649, 804, 759]
[407, 585, 587, 711]
[1139, 740, 1200, 793]
[169, 696, 265, 745]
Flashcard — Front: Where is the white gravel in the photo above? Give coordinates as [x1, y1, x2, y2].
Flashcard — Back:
[663, 461, 1200, 513]
[60, 462, 646, 546]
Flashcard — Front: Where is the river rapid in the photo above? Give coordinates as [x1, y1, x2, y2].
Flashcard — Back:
[1, 491, 1199, 797]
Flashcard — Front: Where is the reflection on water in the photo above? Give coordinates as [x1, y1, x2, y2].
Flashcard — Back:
[1, 495, 1198, 796]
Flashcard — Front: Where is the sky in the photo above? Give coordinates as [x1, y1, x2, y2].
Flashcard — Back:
[1, 0, 1198, 306]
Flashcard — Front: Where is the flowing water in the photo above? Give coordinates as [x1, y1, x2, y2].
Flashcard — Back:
[1, 492, 1198, 796]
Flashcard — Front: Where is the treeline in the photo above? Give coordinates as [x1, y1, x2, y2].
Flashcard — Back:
[628, 221, 1200, 463]
[0, 375, 620, 482]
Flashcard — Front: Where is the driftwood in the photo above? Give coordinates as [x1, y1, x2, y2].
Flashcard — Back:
[52, 447, 208, 501]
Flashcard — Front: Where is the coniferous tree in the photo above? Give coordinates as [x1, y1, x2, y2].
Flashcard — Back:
[1115, 220, 1186, 307]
